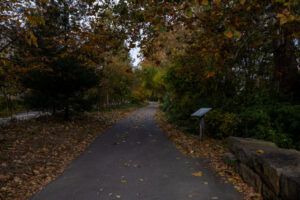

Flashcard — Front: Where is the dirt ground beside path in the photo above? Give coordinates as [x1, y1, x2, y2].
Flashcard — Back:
[154, 109, 262, 200]
[0, 106, 139, 200]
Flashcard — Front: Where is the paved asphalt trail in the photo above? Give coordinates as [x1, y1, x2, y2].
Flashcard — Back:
[31, 103, 242, 200]
[0, 111, 49, 125]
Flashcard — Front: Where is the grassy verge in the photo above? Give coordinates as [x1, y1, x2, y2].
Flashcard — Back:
[154, 109, 262, 200]
[0, 105, 142, 200]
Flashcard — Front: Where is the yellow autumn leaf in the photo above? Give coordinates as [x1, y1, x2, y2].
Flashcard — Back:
[121, 179, 127, 183]
[218, 171, 225, 176]
[277, 13, 285, 18]
[213, 0, 221, 6]
[228, 177, 235, 182]
[234, 185, 242, 192]
[241, 0, 246, 5]
[288, 15, 296, 21]
[206, 72, 215, 78]
[155, 23, 161, 31]
[201, 0, 209, 6]
[257, 149, 264, 154]
[280, 17, 288, 25]
[234, 30, 242, 39]
[277, 13, 289, 25]
[224, 30, 234, 39]
[192, 171, 202, 177]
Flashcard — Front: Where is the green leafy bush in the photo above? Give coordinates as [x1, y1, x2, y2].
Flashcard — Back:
[204, 104, 300, 150]
[160, 46, 299, 150]
[206, 109, 238, 139]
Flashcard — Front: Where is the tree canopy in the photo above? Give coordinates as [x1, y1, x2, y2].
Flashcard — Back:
[0, 0, 299, 148]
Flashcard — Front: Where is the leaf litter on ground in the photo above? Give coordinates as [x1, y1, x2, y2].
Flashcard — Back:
[0, 107, 139, 200]
[154, 109, 263, 200]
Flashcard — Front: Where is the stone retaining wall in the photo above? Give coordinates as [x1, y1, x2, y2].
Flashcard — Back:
[224, 137, 300, 200]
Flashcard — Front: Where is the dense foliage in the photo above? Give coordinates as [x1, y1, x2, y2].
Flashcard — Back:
[1, 0, 299, 149]
[0, 0, 137, 119]
[131, 61, 166, 102]
[122, 0, 300, 150]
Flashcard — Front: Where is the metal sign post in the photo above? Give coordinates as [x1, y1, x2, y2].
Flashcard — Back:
[200, 117, 204, 141]
[191, 108, 212, 141]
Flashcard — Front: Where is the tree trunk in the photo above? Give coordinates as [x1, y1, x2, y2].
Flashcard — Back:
[106, 89, 110, 108]
[52, 103, 56, 115]
[273, 30, 299, 96]
[64, 104, 69, 120]
[8, 97, 12, 120]
[1, 87, 13, 120]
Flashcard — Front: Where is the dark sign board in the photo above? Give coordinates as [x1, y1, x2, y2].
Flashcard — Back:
[191, 108, 212, 118]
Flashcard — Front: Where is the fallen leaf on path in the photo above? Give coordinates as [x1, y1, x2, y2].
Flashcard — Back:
[113, 142, 120, 145]
[124, 163, 130, 167]
[14, 177, 22, 183]
[154, 110, 263, 200]
[218, 171, 225, 176]
[257, 149, 264, 154]
[116, 195, 121, 198]
[234, 185, 242, 192]
[228, 177, 237, 183]
[204, 181, 208, 185]
[249, 193, 261, 199]
[121, 179, 127, 183]
[192, 172, 202, 177]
